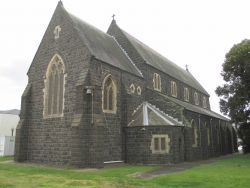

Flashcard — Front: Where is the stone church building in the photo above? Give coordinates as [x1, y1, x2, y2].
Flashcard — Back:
[15, 2, 237, 167]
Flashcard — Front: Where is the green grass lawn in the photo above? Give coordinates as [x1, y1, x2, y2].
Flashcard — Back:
[0, 154, 249, 188]
[0, 156, 13, 162]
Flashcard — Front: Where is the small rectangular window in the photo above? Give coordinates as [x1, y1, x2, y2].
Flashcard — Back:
[151, 135, 170, 154]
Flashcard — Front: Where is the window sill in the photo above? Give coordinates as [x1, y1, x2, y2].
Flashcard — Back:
[153, 88, 161, 92]
[103, 110, 117, 114]
[43, 114, 64, 119]
[152, 151, 168, 154]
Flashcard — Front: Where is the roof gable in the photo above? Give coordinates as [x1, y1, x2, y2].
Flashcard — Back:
[66, 13, 142, 77]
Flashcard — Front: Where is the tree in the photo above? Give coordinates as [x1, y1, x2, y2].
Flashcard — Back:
[216, 39, 250, 153]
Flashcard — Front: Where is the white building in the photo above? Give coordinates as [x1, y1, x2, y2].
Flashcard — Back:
[0, 111, 19, 156]
[0, 113, 19, 136]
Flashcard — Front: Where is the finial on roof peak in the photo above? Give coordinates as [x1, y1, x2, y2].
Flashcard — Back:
[58, 0, 63, 6]
[185, 64, 189, 72]
[111, 14, 117, 24]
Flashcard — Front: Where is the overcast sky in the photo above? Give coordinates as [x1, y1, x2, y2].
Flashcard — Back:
[0, 0, 250, 115]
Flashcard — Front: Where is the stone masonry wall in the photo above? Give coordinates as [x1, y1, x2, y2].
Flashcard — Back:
[15, 4, 93, 166]
[89, 58, 144, 162]
[125, 126, 185, 164]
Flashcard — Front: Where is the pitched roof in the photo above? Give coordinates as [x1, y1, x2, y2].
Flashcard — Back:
[159, 93, 229, 121]
[66, 11, 142, 77]
[109, 22, 209, 95]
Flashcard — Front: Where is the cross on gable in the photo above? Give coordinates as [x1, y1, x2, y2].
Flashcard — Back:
[112, 14, 115, 20]
[54, 25, 61, 40]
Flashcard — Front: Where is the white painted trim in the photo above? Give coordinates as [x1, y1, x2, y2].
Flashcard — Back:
[143, 102, 148, 126]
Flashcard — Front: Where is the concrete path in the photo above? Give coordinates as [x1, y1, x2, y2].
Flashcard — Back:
[130, 154, 238, 179]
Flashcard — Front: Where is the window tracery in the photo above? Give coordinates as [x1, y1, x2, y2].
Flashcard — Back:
[153, 73, 161, 91]
[44, 54, 65, 118]
[102, 75, 117, 113]
[171, 81, 177, 97]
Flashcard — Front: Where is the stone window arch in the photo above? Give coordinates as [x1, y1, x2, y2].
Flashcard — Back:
[130, 83, 135, 93]
[184, 87, 189, 101]
[191, 119, 198, 147]
[102, 75, 117, 113]
[202, 96, 207, 108]
[137, 86, 142, 95]
[44, 54, 65, 118]
[171, 81, 177, 97]
[153, 73, 161, 91]
[194, 92, 199, 105]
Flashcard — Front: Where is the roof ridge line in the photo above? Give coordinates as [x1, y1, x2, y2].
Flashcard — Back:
[132, 102, 144, 116]
[115, 26, 209, 95]
[111, 36, 143, 77]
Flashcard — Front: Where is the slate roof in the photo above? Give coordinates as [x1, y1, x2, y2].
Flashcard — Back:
[115, 26, 209, 95]
[159, 93, 229, 121]
[66, 12, 142, 77]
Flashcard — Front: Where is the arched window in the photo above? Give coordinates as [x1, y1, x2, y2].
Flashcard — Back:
[153, 73, 161, 91]
[44, 54, 65, 118]
[171, 81, 177, 97]
[191, 120, 198, 147]
[194, 92, 199, 105]
[102, 75, 117, 113]
[206, 122, 211, 146]
[202, 96, 207, 108]
[184, 87, 189, 102]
